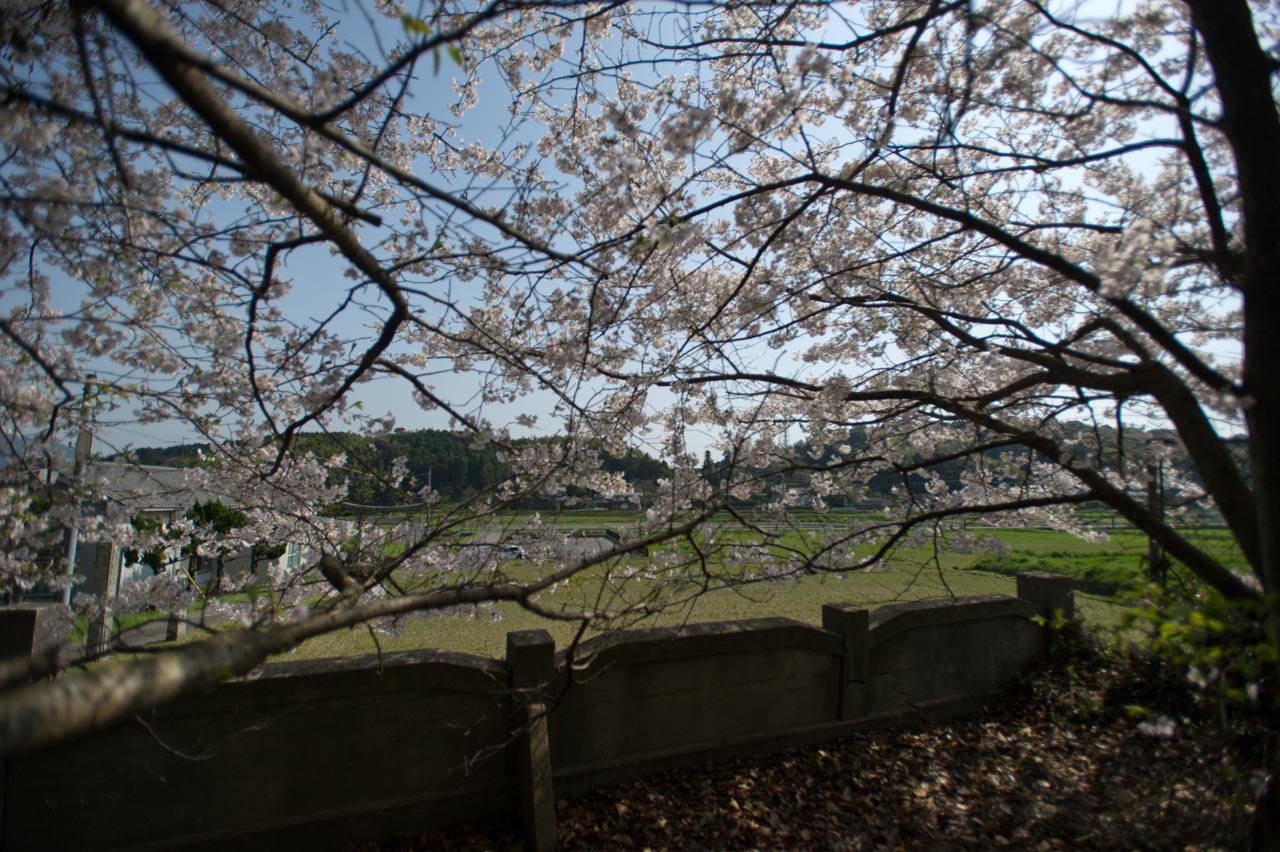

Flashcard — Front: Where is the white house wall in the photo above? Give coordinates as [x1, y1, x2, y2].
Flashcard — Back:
[81, 540, 296, 597]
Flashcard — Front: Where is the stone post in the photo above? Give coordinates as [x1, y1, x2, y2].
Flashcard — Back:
[0, 604, 71, 660]
[0, 603, 74, 683]
[165, 611, 187, 642]
[84, 542, 121, 658]
[1016, 572, 1075, 623]
[822, 604, 871, 721]
[0, 607, 41, 663]
[1017, 572, 1077, 659]
[506, 630, 558, 852]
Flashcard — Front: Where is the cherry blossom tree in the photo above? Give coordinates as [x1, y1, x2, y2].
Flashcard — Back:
[518, 6, 1274, 602]
[495, 0, 1277, 833]
[0, 0, 670, 752]
[1, 4, 1278, 833]
[500, 0, 1270, 598]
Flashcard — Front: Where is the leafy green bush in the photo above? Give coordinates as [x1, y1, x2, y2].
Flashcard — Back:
[1121, 587, 1277, 729]
[969, 551, 1142, 591]
[970, 552, 1045, 575]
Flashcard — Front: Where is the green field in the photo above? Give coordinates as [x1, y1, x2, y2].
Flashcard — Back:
[283, 514, 1208, 662]
[286, 566, 1129, 662]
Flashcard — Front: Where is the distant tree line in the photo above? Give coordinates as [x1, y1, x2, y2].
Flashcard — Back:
[121, 430, 674, 508]
[122, 422, 1229, 512]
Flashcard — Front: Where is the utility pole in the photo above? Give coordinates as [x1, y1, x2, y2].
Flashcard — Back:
[1146, 444, 1166, 587]
[60, 376, 95, 605]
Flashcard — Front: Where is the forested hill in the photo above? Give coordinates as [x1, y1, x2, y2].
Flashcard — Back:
[119, 429, 672, 505]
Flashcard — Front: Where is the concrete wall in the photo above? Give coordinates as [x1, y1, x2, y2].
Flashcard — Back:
[1, 573, 1072, 852]
[548, 618, 845, 795]
[867, 595, 1043, 715]
[3, 650, 513, 851]
[0, 603, 73, 664]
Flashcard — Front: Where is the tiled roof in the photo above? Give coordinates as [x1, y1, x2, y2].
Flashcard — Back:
[80, 463, 234, 512]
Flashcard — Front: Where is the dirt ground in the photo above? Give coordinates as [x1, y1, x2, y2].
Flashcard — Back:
[354, 651, 1259, 851]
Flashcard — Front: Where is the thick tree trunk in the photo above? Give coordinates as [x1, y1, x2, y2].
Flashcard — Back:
[1185, 2, 1280, 848]
[1185, 0, 1280, 586]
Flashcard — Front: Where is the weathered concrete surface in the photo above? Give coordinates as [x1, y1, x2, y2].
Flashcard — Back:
[865, 596, 1043, 715]
[3, 649, 511, 851]
[1018, 571, 1076, 621]
[548, 618, 843, 793]
[0, 602, 73, 663]
[507, 631, 557, 852]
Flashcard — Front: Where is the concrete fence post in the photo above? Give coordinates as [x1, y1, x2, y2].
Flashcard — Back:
[506, 629, 558, 852]
[0, 606, 41, 663]
[1017, 572, 1077, 659]
[0, 603, 73, 669]
[84, 542, 120, 658]
[821, 604, 871, 721]
[1016, 572, 1075, 623]
[165, 611, 187, 642]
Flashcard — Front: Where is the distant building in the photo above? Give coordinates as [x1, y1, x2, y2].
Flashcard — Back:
[66, 463, 297, 599]
[782, 487, 814, 509]
[74, 463, 212, 596]
[592, 491, 643, 510]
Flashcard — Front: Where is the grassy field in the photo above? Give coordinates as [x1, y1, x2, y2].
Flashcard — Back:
[94, 509, 1229, 664]
[286, 568, 1128, 662]
[282, 515, 1167, 662]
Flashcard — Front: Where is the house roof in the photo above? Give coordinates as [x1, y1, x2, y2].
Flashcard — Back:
[78, 462, 234, 512]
